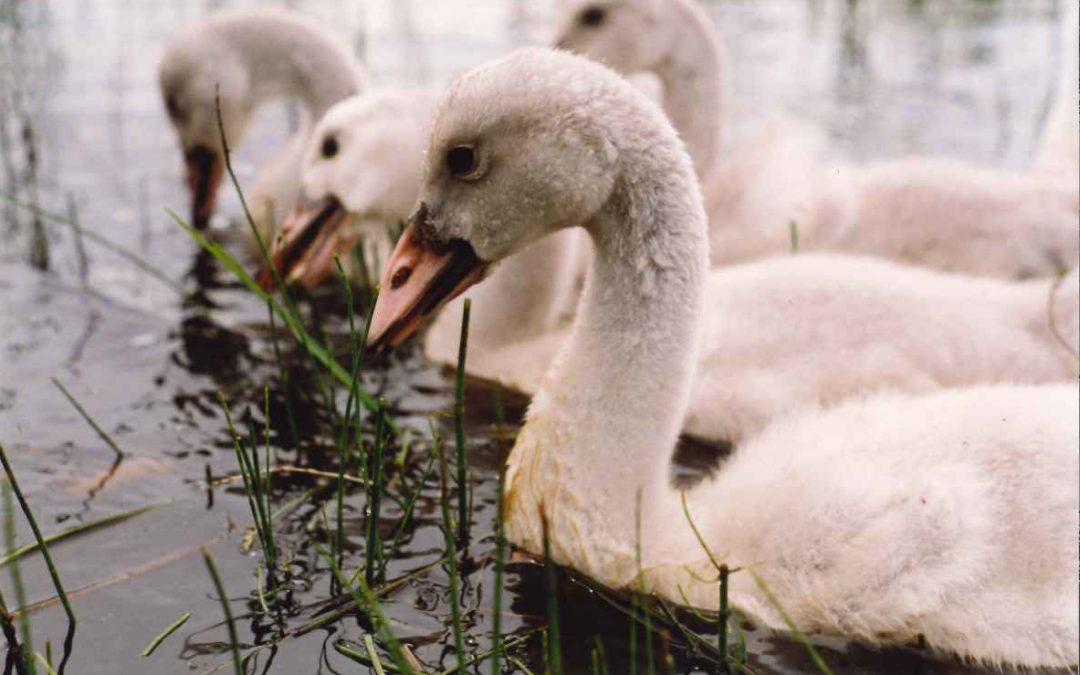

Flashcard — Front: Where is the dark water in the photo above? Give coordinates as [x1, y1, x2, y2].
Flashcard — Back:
[0, 0, 1072, 673]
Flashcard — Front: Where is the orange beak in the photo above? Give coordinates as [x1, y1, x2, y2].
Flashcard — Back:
[367, 224, 488, 355]
[185, 145, 224, 230]
[257, 195, 357, 292]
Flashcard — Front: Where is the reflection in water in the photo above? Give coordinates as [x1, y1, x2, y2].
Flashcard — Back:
[0, 0, 59, 268]
[0, 1, 1074, 674]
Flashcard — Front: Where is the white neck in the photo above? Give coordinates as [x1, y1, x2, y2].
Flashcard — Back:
[503, 126, 708, 587]
[221, 12, 362, 121]
[654, 0, 723, 179]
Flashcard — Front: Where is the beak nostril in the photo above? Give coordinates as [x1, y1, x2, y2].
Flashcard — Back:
[391, 266, 412, 289]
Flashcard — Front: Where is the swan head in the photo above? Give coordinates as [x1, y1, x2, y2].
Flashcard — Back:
[260, 93, 427, 290]
[159, 40, 255, 229]
[554, 0, 674, 73]
[367, 47, 627, 351]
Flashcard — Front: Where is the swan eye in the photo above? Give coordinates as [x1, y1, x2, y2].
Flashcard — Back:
[165, 95, 183, 121]
[321, 135, 339, 159]
[446, 145, 478, 178]
[580, 5, 605, 27]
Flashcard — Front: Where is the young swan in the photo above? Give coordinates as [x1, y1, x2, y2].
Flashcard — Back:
[555, 0, 1080, 278]
[159, 9, 363, 233]
[472, 255, 1079, 444]
[366, 48, 1079, 668]
[270, 91, 1078, 436]
[260, 90, 586, 380]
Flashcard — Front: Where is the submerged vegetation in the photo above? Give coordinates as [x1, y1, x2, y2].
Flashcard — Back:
[6, 2, 1062, 671]
[1, 176, 843, 672]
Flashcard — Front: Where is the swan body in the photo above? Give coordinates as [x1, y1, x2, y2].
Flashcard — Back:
[159, 9, 363, 233]
[265, 89, 586, 375]
[455, 245, 1080, 446]
[555, 0, 1080, 278]
[366, 48, 1079, 668]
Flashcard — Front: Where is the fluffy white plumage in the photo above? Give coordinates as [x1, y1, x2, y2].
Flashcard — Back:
[473, 254, 1079, 443]
[296, 90, 587, 377]
[555, 0, 1080, 278]
[158, 8, 363, 236]
[414, 46, 1080, 668]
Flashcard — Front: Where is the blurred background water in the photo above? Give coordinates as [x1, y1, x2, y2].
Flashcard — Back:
[0, 1, 1074, 673]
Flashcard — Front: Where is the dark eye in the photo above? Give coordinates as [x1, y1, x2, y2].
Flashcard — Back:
[446, 145, 478, 178]
[580, 5, 605, 27]
[165, 95, 182, 121]
[321, 135, 339, 159]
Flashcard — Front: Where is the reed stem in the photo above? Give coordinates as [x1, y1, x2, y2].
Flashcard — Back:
[454, 299, 472, 546]
[541, 513, 562, 675]
[718, 564, 729, 674]
[438, 439, 466, 674]
[0, 444, 76, 628]
[202, 549, 242, 675]
[491, 468, 506, 675]
[3, 480, 34, 675]
[51, 378, 124, 460]
[365, 401, 387, 587]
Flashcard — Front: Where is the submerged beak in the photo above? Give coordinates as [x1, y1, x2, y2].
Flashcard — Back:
[367, 224, 487, 355]
[185, 145, 224, 230]
[257, 195, 357, 291]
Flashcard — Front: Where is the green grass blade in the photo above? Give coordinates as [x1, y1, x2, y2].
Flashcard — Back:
[201, 549, 242, 675]
[541, 514, 563, 675]
[748, 569, 834, 675]
[3, 480, 36, 675]
[491, 468, 507, 675]
[170, 211, 394, 430]
[0, 502, 160, 568]
[437, 439, 467, 674]
[141, 611, 191, 657]
[364, 633, 388, 675]
[319, 546, 415, 674]
[51, 378, 125, 459]
[0, 444, 76, 628]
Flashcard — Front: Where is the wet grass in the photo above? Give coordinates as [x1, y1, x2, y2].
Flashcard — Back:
[2, 130, 877, 675]
[141, 612, 191, 658]
[0, 443, 77, 674]
[0, 180, 862, 675]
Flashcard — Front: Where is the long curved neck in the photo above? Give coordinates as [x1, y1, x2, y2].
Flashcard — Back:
[504, 137, 708, 587]
[654, 0, 723, 179]
[222, 13, 362, 120]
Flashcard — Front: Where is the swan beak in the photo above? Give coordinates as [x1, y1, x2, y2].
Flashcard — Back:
[367, 224, 487, 355]
[257, 195, 357, 292]
[185, 145, 224, 230]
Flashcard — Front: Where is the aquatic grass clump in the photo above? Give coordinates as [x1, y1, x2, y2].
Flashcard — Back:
[219, 394, 278, 579]
[320, 545, 415, 674]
